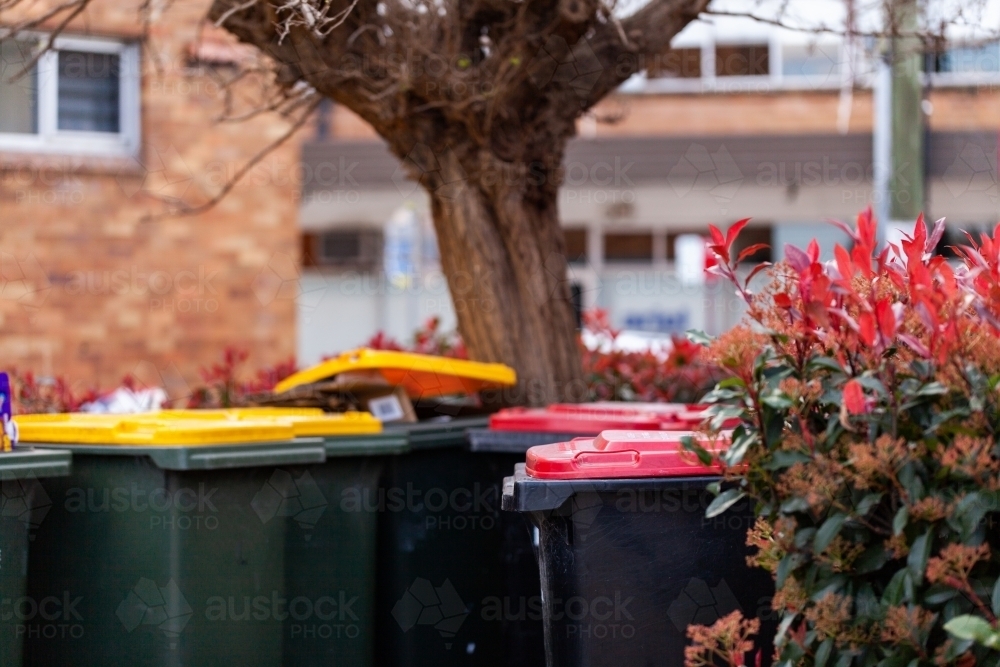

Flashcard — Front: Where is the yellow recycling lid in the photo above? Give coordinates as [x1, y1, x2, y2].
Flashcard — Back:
[16, 413, 295, 446]
[155, 409, 383, 437]
[273, 348, 517, 398]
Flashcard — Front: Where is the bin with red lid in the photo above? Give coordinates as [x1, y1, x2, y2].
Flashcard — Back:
[501, 430, 774, 667]
[467, 404, 724, 455]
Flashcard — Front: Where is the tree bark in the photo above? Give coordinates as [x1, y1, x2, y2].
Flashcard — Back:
[416, 146, 584, 406]
[205, 0, 713, 404]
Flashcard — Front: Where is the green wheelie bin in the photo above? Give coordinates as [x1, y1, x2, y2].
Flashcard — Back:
[375, 417, 546, 667]
[1, 448, 73, 667]
[152, 407, 410, 665]
[279, 428, 407, 667]
[271, 348, 525, 666]
[17, 416, 326, 667]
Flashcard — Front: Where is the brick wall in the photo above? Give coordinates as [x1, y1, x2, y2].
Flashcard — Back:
[0, 0, 303, 399]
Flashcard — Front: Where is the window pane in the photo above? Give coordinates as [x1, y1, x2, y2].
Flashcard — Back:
[0, 40, 38, 134]
[782, 43, 840, 78]
[732, 226, 772, 263]
[315, 229, 383, 271]
[649, 47, 702, 79]
[58, 50, 120, 132]
[563, 228, 588, 263]
[716, 44, 770, 77]
[930, 42, 1000, 73]
[604, 232, 653, 262]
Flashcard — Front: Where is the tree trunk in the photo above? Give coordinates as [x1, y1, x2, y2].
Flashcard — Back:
[413, 145, 584, 406]
[205, 0, 713, 406]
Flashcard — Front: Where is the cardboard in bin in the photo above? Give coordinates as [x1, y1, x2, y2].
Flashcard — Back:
[525, 430, 731, 479]
[273, 348, 516, 398]
[15, 413, 295, 445]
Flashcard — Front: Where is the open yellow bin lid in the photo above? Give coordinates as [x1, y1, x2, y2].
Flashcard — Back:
[273, 348, 517, 397]
[16, 414, 295, 445]
[155, 409, 383, 437]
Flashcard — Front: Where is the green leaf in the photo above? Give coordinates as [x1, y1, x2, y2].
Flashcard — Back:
[706, 481, 721, 495]
[854, 493, 883, 517]
[854, 544, 888, 574]
[705, 488, 745, 518]
[775, 612, 798, 645]
[908, 530, 932, 581]
[992, 577, 1000, 618]
[681, 436, 713, 465]
[701, 388, 743, 403]
[723, 432, 757, 467]
[814, 513, 847, 553]
[916, 381, 948, 396]
[808, 356, 844, 374]
[856, 376, 888, 396]
[944, 615, 1000, 648]
[815, 638, 834, 667]
[883, 569, 909, 606]
[794, 528, 817, 549]
[686, 330, 712, 346]
[717, 376, 746, 389]
[762, 391, 794, 410]
[764, 450, 811, 471]
[780, 496, 810, 513]
[924, 584, 960, 605]
[776, 553, 805, 588]
[893, 506, 909, 536]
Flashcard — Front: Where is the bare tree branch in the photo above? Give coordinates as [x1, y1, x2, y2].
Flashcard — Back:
[140, 94, 320, 222]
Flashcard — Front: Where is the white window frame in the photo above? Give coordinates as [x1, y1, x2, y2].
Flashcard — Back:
[0, 33, 140, 157]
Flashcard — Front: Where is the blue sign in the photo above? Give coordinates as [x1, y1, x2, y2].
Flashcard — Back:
[623, 311, 690, 334]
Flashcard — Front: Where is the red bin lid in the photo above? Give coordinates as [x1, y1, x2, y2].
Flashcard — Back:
[547, 402, 739, 430]
[524, 430, 731, 480]
[548, 402, 705, 415]
[488, 407, 667, 434]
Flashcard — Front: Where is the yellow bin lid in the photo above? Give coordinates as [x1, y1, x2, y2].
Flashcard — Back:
[273, 348, 517, 398]
[16, 414, 295, 445]
[155, 409, 383, 437]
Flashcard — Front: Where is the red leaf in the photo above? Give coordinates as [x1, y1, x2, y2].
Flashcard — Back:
[858, 311, 877, 347]
[708, 224, 726, 247]
[912, 212, 926, 251]
[785, 244, 811, 273]
[843, 379, 867, 415]
[726, 218, 751, 249]
[774, 293, 793, 308]
[746, 261, 773, 284]
[857, 207, 877, 249]
[834, 244, 854, 282]
[807, 239, 820, 263]
[876, 299, 896, 340]
[927, 216, 946, 254]
[737, 243, 770, 263]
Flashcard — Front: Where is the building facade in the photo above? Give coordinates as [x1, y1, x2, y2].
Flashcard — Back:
[297, 14, 1000, 364]
[0, 0, 302, 396]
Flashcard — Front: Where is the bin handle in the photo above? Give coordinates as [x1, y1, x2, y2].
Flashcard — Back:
[151, 446, 327, 470]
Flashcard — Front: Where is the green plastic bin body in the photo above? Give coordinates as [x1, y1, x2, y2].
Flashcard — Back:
[21, 439, 325, 667]
[0, 449, 72, 667]
[281, 432, 407, 667]
[375, 418, 545, 667]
